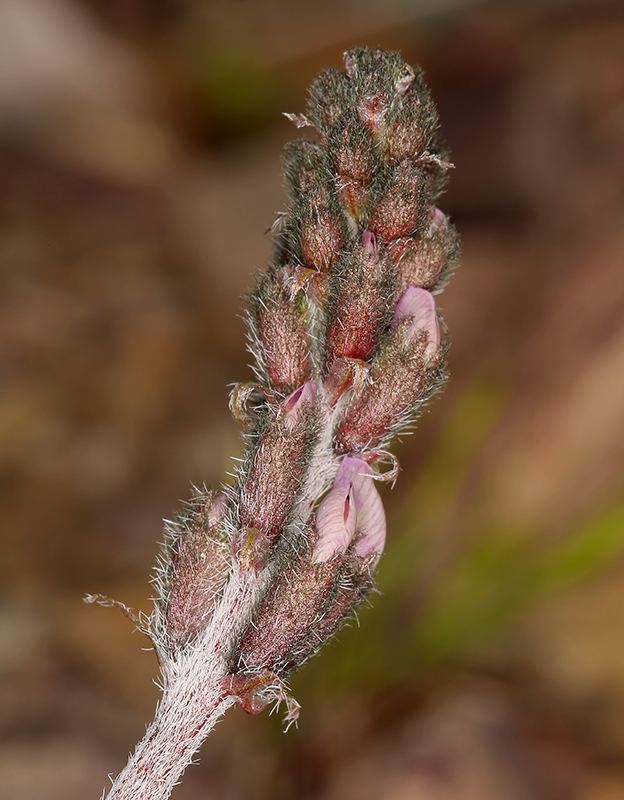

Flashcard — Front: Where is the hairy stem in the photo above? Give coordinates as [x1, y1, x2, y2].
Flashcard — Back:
[104, 660, 235, 800]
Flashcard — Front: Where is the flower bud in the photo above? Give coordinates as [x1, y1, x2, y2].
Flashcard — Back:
[163, 491, 230, 650]
[297, 191, 346, 273]
[327, 119, 376, 220]
[238, 382, 318, 548]
[366, 160, 426, 242]
[282, 140, 346, 272]
[234, 542, 375, 676]
[335, 310, 444, 453]
[389, 210, 459, 298]
[325, 232, 390, 366]
[306, 67, 353, 135]
[384, 78, 439, 163]
[249, 265, 312, 392]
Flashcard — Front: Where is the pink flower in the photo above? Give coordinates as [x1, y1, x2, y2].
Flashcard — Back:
[313, 456, 386, 563]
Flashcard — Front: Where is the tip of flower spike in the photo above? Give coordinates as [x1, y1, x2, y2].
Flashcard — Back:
[393, 286, 440, 357]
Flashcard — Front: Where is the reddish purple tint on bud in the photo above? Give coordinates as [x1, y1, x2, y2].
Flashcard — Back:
[252, 266, 312, 392]
[389, 210, 459, 298]
[235, 551, 372, 675]
[283, 141, 346, 272]
[165, 492, 230, 649]
[238, 382, 318, 545]
[299, 192, 346, 272]
[325, 244, 389, 366]
[358, 93, 388, 136]
[234, 551, 338, 672]
[366, 161, 424, 241]
[328, 123, 376, 220]
[335, 321, 443, 454]
[331, 124, 375, 186]
[393, 287, 440, 357]
[313, 457, 386, 564]
[382, 68, 439, 163]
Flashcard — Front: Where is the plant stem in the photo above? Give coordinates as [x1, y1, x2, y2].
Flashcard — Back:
[104, 660, 235, 800]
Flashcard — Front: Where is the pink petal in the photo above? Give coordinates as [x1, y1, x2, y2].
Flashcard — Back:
[361, 230, 378, 258]
[431, 207, 446, 229]
[393, 286, 440, 357]
[282, 380, 318, 428]
[324, 457, 386, 561]
[313, 482, 356, 562]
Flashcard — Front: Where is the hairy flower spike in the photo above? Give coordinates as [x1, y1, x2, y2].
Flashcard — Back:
[94, 48, 460, 800]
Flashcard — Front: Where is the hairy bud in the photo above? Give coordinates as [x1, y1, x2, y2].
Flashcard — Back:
[335, 304, 445, 453]
[237, 382, 318, 550]
[366, 159, 427, 241]
[390, 208, 460, 298]
[234, 545, 374, 676]
[248, 266, 313, 391]
[282, 141, 347, 272]
[325, 231, 390, 366]
[156, 491, 230, 652]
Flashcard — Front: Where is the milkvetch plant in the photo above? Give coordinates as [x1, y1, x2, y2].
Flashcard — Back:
[89, 47, 460, 800]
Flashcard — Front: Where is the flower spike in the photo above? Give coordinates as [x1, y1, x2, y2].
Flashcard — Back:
[94, 47, 459, 800]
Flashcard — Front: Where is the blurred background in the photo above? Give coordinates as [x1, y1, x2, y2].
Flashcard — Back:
[1, 0, 624, 797]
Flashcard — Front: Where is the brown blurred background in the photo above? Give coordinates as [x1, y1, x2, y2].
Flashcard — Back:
[1, 0, 624, 798]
